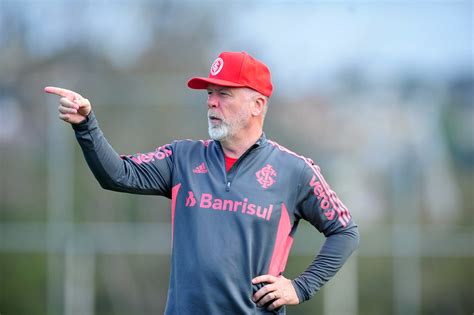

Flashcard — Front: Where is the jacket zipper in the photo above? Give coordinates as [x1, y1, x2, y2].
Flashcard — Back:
[223, 143, 260, 192]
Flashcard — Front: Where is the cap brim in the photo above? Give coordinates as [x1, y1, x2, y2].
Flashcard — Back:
[187, 77, 245, 90]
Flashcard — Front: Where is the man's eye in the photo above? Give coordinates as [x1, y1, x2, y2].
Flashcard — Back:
[220, 91, 230, 96]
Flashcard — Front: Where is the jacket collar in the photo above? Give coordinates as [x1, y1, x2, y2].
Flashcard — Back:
[214, 132, 267, 157]
[255, 132, 267, 146]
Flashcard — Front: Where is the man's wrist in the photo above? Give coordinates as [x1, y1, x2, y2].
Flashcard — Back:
[291, 278, 307, 304]
[71, 111, 95, 131]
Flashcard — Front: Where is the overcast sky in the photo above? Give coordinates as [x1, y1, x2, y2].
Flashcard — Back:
[217, 1, 472, 88]
[3, 0, 472, 90]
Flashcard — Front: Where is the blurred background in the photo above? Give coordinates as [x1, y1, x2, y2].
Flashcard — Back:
[0, 0, 472, 314]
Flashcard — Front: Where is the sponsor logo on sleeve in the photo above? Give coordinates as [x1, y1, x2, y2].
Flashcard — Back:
[309, 176, 331, 210]
[309, 174, 351, 226]
[324, 209, 335, 220]
[125, 144, 172, 164]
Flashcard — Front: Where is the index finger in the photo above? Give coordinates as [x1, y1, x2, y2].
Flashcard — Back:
[252, 274, 278, 284]
[44, 86, 82, 100]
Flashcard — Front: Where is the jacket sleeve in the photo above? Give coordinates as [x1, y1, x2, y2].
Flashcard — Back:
[291, 161, 360, 303]
[72, 111, 175, 198]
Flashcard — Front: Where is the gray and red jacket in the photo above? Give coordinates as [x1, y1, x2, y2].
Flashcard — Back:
[72, 112, 359, 314]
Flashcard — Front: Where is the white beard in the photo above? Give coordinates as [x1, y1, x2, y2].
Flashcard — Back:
[207, 107, 250, 141]
[208, 121, 230, 140]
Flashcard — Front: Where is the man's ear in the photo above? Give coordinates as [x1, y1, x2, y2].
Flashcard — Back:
[251, 95, 267, 117]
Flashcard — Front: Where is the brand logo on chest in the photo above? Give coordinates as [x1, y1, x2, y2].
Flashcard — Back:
[192, 162, 208, 174]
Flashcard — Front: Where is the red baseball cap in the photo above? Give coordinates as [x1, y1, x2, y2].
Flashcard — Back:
[187, 51, 273, 97]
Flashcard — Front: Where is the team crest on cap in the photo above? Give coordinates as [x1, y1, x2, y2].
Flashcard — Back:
[210, 57, 224, 76]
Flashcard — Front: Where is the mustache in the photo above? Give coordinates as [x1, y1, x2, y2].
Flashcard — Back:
[207, 111, 224, 120]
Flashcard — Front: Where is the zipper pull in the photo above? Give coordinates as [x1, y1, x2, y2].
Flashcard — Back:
[226, 181, 231, 191]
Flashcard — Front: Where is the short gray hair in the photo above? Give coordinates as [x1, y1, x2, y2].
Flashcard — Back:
[244, 88, 269, 119]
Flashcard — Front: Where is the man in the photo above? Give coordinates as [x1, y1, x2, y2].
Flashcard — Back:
[45, 51, 359, 314]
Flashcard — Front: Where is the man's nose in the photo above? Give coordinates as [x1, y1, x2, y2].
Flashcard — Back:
[207, 94, 218, 108]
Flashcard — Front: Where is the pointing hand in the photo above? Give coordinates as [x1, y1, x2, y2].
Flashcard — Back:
[44, 86, 91, 124]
